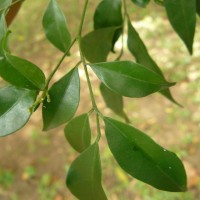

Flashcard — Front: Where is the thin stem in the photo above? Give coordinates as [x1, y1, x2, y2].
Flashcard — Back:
[123, 0, 128, 16]
[45, 38, 77, 89]
[115, 0, 128, 61]
[78, 41, 98, 109]
[77, 0, 103, 142]
[77, 0, 98, 110]
[78, 0, 89, 36]
[30, 59, 81, 112]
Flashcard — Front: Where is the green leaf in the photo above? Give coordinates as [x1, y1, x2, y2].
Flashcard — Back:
[154, 0, 164, 6]
[127, 20, 180, 106]
[90, 61, 175, 98]
[164, 0, 196, 54]
[131, 0, 150, 7]
[0, 86, 37, 137]
[67, 143, 107, 200]
[42, 0, 71, 52]
[81, 27, 119, 63]
[100, 83, 129, 122]
[42, 68, 80, 131]
[197, 0, 200, 16]
[94, 0, 123, 29]
[104, 117, 187, 192]
[127, 20, 162, 75]
[0, 52, 46, 90]
[64, 113, 91, 153]
[0, 0, 12, 16]
[94, 0, 123, 51]
[0, 14, 7, 43]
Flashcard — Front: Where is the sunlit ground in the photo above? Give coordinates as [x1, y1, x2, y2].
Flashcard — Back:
[0, 1, 200, 200]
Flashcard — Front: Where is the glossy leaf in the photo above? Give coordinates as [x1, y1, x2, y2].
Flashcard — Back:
[42, 0, 71, 52]
[90, 61, 175, 98]
[164, 0, 196, 54]
[127, 20, 180, 105]
[104, 117, 187, 192]
[131, 0, 150, 7]
[67, 143, 107, 200]
[197, 0, 200, 16]
[94, 0, 123, 51]
[127, 20, 162, 75]
[100, 83, 126, 120]
[0, 52, 46, 90]
[64, 113, 91, 153]
[0, 86, 37, 137]
[43, 68, 80, 131]
[81, 27, 119, 63]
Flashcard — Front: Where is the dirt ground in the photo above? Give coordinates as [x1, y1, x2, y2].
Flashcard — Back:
[0, 1, 200, 200]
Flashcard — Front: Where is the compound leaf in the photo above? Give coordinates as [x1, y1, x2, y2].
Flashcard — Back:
[67, 142, 107, 200]
[43, 68, 80, 131]
[0, 53, 46, 90]
[127, 19, 180, 105]
[64, 113, 91, 153]
[43, 0, 71, 52]
[131, 0, 150, 7]
[90, 61, 175, 98]
[81, 27, 119, 63]
[104, 117, 187, 192]
[164, 0, 196, 54]
[0, 86, 37, 137]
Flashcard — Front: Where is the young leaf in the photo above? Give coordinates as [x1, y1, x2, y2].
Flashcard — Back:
[43, 68, 80, 131]
[90, 61, 175, 98]
[64, 113, 91, 153]
[0, 86, 37, 137]
[127, 20, 180, 106]
[104, 117, 187, 192]
[0, 52, 46, 90]
[67, 143, 107, 200]
[81, 27, 119, 63]
[94, 0, 123, 51]
[100, 83, 129, 122]
[131, 0, 150, 7]
[164, 0, 196, 54]
[42, 0, 71, 52]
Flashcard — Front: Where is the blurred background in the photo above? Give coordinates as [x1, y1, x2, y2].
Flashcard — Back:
[0, 0, 200, 199]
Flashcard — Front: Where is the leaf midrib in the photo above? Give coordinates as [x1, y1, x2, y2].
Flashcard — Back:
[92, 65, 169, 85]
[0, 90, 28, 119]
[47, 70, 76, 125]
[106, 118, 184, 190]
[5, 55, 42, 90]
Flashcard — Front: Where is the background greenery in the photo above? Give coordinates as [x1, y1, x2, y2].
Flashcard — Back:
[0, 0, 200, 199]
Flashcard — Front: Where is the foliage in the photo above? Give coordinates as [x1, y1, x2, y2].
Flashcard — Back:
[0, 0, 199, 199]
